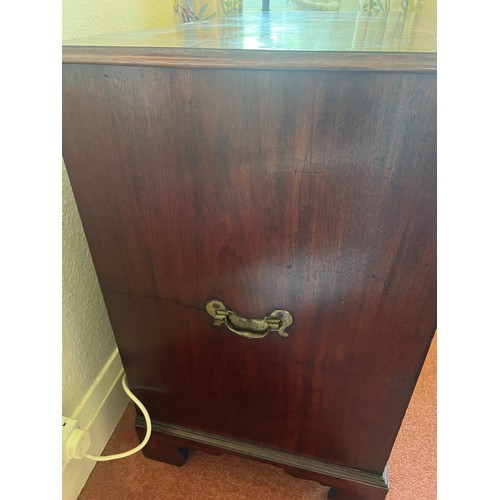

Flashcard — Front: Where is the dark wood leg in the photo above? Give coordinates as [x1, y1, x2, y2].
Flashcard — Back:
[137, 417, 388, 499]
[136, 424, 190, 466]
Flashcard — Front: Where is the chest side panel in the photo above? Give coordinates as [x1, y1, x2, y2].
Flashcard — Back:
[62, 64, 436, 473]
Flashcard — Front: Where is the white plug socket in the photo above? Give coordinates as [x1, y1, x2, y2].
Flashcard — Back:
[62, 416, 91, 462]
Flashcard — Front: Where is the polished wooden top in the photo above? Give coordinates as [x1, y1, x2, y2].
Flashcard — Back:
[63, 11, 436, 71]
[63, 11, 435, 53]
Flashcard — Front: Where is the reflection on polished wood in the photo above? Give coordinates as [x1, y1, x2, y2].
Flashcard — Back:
[63, 10, 436, 53]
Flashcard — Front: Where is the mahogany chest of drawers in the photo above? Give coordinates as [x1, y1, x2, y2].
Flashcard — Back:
[63, 10, 436, 499]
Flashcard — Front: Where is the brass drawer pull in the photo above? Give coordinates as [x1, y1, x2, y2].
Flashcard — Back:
[205, 300, 293, 339]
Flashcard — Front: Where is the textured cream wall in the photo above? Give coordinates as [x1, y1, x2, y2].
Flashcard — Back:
[62, 162, 118, 416]
[63, 0, 175, 40]
[62, 0, 177, 416]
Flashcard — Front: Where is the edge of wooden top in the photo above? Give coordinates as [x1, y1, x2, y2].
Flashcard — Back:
[62, 46, 437, 73]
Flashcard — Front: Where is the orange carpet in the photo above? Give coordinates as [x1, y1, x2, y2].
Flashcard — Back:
[79, 336, 436, 499]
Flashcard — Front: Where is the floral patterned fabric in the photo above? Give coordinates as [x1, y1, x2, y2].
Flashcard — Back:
[359, 0, 423, 12]
[173, 0, 243, 23]
[172, 0, 425, 24]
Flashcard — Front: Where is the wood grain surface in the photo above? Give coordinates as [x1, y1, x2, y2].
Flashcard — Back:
[62, 63, 436, 476]
[62, 46, 437, 73]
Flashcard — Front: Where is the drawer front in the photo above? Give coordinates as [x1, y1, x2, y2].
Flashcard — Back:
[62, 64, 436, 473]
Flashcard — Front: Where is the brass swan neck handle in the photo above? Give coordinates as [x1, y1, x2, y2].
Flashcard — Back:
[205, 300, 293, 339]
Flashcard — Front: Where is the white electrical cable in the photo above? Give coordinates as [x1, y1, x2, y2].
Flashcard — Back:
[85, 374, 152, 462]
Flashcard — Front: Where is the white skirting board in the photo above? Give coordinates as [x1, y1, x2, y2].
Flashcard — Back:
[62, 349, 130, 500]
